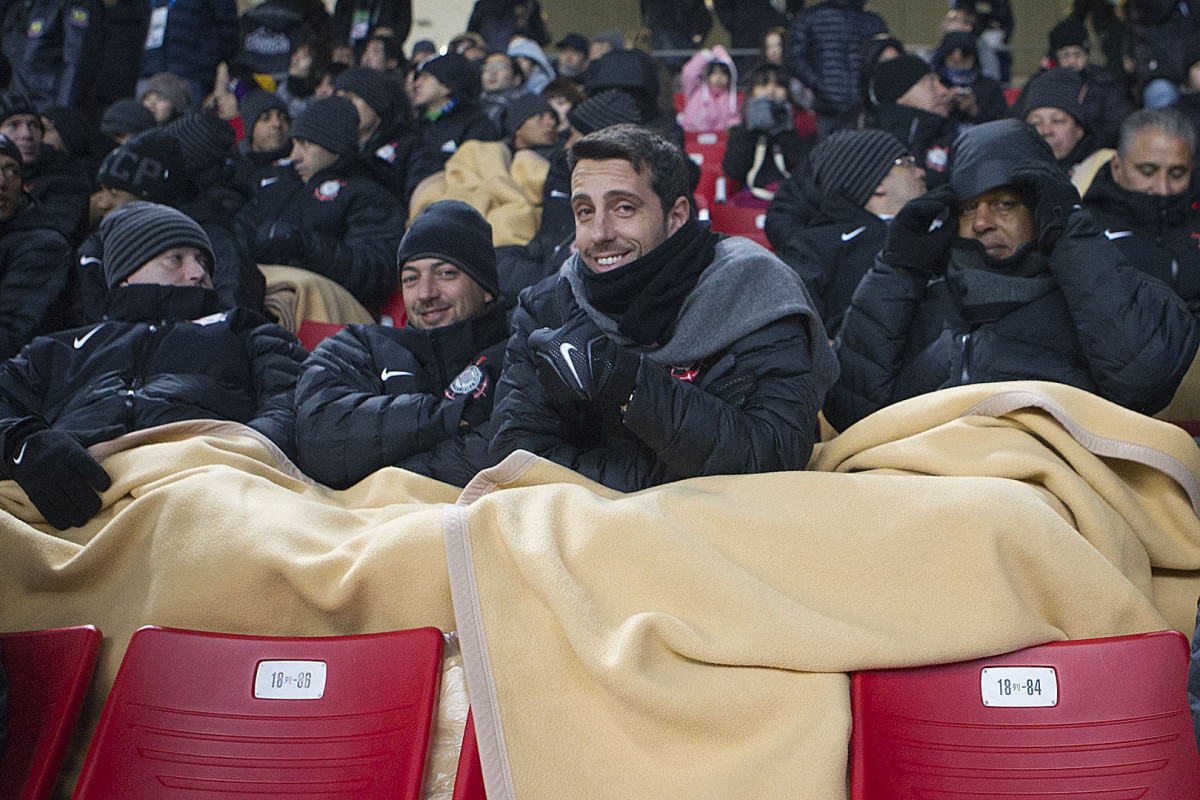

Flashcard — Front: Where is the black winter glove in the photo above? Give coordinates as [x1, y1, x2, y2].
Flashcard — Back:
[7, 426, 111, 530]
[745, 97, 794, 136]
[251, 221, 308, 266]
[1009, 164, 1080, 252]
[528, 312, 641, 408]
[883, 183, 957, 277]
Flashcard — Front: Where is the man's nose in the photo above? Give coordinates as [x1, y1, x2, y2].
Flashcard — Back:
[184, 255, 208, 284]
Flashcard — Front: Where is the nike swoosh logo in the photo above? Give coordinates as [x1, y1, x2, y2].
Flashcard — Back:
[1104, 229, 1133, 240]
[12, 442, 26, 465]
[559, 343, 585, 388]
[79, 256, 101, 266]
[73, 324, 103, 350]
[841, 226, 867, 242]
[380, 369, 414, 381]
[260, 176, 280, 187]
[550, 190, 569, 199]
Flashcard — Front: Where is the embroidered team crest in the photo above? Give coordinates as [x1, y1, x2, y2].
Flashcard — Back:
[314, 180, 345, 200]
[925, 146, 949, 173]
[670, 365, 700, 383]
[375, 143, 397, 163]
[446, 359, 488, 399]
[27, 18, 45, 37]
[69, 7, 90, 26]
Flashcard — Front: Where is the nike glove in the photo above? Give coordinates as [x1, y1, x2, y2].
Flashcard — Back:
[251, 221, 308, 266]
[883, 183, 958, 277]
[528, 312, 640, 407]
[7, 425, 111, 530]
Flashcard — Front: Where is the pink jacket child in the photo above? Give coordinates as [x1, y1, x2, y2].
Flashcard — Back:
[678, 45, 742, 133]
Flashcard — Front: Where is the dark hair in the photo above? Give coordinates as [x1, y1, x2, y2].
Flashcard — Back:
[705, 61, 732, 81]
[295, 37, 333, 79]
[568, 123, 691, 217]
[365, 32, 403, 64]
[747, 63, 788, 91]
[543, 77, 585, 107]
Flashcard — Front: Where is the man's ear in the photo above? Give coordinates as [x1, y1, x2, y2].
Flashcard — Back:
[666, 194, 690, 236]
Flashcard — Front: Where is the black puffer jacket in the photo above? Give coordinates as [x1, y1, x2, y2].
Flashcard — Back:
[23, 147, 91, 245]
[869, 103, 955, 187]
[234, 158, 403, 311]
[0, 200, 73, 358]
[294, 302, 509, 488]
[407, 101, 500, 195]
[490, 239, 836, 492]
[1, 0, 104, 109]
[1083, 162, 1200, 314]
[778, 192, 887, 334]
[0, 284, 306, 462]
[827, 215, 1199, 431]
[787, 0, 888, 117]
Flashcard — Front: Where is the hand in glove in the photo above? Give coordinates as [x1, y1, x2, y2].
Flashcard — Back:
[883, 183, 958, 277]
[1009, 164, 1080, 251]
[7, 425, 111, 530]
[251, 221, 308, 266]
[528, 312, 640, 408]
[444, 357, 493, 431]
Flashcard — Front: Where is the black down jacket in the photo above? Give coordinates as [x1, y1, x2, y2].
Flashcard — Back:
[1083, 161, 1200, 315]
[0, 200, 73, 358]
[294, 302, 510, 488]
[787, 0, 888, 117]
[0, 284, 306, 463]
[490, 242, 830, 493]
[825, 211, 1200, 430]
[234, 158, 403, 312]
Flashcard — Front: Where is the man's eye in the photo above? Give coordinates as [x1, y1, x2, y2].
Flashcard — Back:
[438, 270, 457, 280]
[573, 207, 592, 220]
[1139, 165, 1158, 176]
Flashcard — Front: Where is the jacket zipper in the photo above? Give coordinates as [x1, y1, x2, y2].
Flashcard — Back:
[959, 332, 971, 384]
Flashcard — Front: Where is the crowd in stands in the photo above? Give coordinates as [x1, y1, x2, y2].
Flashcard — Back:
[6, 0, 1200, 761]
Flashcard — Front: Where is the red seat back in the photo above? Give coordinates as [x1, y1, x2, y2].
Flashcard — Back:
[73, 626, 444, 800]
[0, 626, 101, 800]
[850, 631, 1200, 799]
[707, 204, 772, 250]
[297, 320, 347, 350]
[452, 709, 486, 800]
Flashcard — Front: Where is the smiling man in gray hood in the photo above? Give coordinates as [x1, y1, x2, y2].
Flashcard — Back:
[826, 118, 1199, 431]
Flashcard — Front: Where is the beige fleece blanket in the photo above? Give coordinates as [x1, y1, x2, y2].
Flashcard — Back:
[260, 264, 377, 332]
[0, 421, 457, 797]
[445, 381, 1200, 800]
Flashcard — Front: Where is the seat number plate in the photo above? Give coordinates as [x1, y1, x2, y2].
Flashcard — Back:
[254, 660, 327, 699]
[980, 666, 1058, 707]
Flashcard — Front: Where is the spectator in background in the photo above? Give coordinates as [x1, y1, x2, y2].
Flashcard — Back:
[99, 98, 157, 146]
[934, 31, 1007, 128]
[359, 30, 404, 74]
[640, 0, 712, 70]
[788, 0, 889, 134]
[866, 55, 955, 186]
[467, 0, 549, 52]
[408, 52, 499, 196]
[543, 77, 585, 133]
[1016, 67, 1099, 176]
[776, 129, 924, 334]
[1083, 108, 1200, 315]
[0, 0, 104, 110]
[826, 119, 1197, 431]
[139, 72, 193, 125]
[333, 65, 414, 204]
[722, 63, 812, 206]
[139, 0, 238, 106]
[235, 95, 404, 313]
[0, 133, 74, 358]
[508, 37, 556, 95]
[714, 0, 798, 74]
[553, 33, 589, 82]
[479, 52, 527, 129]
[678, 45, 741, 134]
[588, 30, 623, 63]
[294, 201, 509, 488]
[238, 90, 292, 169]
[587, 47, 684, 148]
[330, 0, 410, 54]
[1035, 17, 1132, 148]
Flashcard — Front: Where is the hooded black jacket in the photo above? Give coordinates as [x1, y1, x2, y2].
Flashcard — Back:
[826, 120, 1199, 430]
[1083, 161, 1200, 315]
[0, 284, 306, 463]
[234, 156, 403, 311]
[294, 302, 509, 488]
[0, 199, 73, 358]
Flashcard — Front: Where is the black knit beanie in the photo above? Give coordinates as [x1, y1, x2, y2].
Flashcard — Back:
[100, 201, 213, 287]
[96, 130, 188, 205]
[332, 66, 395, 120]
[504, 93, 554, 137]
[870, 54, 933, 106]
[290, 96, 360, 158]
[1048, 17, 1089, 55]
[238, 90, 289, 135]
[396, 200, 499, 298]
[163, 112, 236, 176]
[42, 107, 92, 157]
[811, 129, 911, 207]
[0, 93, 38, 127]
[568, 89, 642, 135]
[0, 134, 21, 174]
[417, 52, 478, 96]
[101, 98, 157, 138]
[1017, 68, 1086, 126]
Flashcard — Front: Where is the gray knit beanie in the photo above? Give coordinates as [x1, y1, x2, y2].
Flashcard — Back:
[100, 201, 213, 287]
[811, 129, 911, 207]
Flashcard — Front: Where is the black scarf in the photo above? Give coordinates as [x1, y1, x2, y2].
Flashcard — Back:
[946, 239, 1055, 324]
[580, 217, 718, 347]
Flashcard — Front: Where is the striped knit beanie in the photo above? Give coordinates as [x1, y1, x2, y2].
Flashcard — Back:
[100, 201, 213, 287]
[811, 129, 911, 207]
[568, 89, 642, 135]
[290, 96, 360, 158]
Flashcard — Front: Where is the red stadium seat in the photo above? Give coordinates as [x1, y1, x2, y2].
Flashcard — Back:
[380, 287, 407, 327]
[707, 203, 772, 250]
[452, 709, 486, 800]
[297, 320, 347, 350]
[0, 626, 101, 800]
[684, 130, 729, 170]
[73, 626, 445, 800]
[850, 631, 1200, 799]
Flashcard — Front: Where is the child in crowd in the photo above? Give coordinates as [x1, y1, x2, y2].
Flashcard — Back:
[678, 45, 741, 133]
